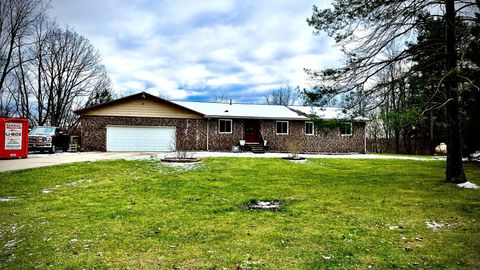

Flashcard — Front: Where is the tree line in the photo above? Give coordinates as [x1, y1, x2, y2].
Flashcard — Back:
[305, 0, 480, 183]
[0, 0, 113, 129]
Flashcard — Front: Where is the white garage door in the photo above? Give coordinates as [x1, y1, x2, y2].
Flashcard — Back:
[106, 126, 176, 152]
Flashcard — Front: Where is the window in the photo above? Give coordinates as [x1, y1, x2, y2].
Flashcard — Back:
[276, 121, 288, 135]
[340, 122, 353, 136]
[29, 127, 55, 135]
[305, 121, 314, 135]
[218, 119, 232, 134]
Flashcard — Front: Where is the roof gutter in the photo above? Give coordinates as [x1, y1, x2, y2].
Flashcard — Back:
[203, 115, 309, 121]
[364, 123, 367, 154]
[202, 115, 368, 122]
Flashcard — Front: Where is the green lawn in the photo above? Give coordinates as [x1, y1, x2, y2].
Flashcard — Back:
[1, 158, 479, 269]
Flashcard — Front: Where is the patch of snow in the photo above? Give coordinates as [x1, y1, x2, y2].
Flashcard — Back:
[470, 151, 480, 161]
[41, 179, 94, 194]
[0, 196, 15, 202]
[322, 255, 334, 260]
[11, 224, 24, 234]
[457, 181, 479, 189]
[288, 159, 308, 163]
[165, 162, 196, 168]
[6, 253, 16, 262]
[67, 179, 94, 186]
[66, 181, 79, 186]
[69, 238, 78, 244]
[425, 220, 449, 231]
[123, 155, 156, 161]
[157, 162, 201, 173]
[4, 239, 21, 248]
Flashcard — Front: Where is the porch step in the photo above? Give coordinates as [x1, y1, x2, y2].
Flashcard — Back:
[250, 145, 265, 154]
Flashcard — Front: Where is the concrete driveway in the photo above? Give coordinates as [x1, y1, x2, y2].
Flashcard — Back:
[0, 152, 154, 172]
[0, 151, 443, 173]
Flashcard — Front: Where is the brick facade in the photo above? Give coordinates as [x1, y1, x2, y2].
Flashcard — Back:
[260, 120, 365, 153]
[79, 115, 207, 151]
[206, 119, 244, 150]
[79, 116, 366, 153]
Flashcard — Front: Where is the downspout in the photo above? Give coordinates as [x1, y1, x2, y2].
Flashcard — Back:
[364, 122, 367, 154]
[206, 117, 210, 151]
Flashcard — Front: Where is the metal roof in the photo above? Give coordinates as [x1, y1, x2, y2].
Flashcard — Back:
[74, 91, 367, 121]
[172, 101, 304, 120]
[172, 101, 367, 121]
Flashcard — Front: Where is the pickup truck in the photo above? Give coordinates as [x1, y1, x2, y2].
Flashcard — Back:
[28, 126, 69, 153]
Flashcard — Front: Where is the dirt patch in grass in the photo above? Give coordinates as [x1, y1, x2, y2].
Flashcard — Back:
[160, 157, 202, 163]
[282, 156, 306, 161]
[245, 200, 284, 211]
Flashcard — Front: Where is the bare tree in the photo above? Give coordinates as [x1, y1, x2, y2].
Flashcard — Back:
[32, 27, 112, 127]
[264, 85, 299, 105]
[28, 14, 55, 125]
[0, 0, 47, 92]
[0, 0, 48, 117]
[0, 0, 113, 129]
[210, 94, 229, 103]
[0, 77, 17, 116]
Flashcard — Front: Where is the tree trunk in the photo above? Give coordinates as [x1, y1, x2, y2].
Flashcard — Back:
[0, 31, 16, 91]
[429, 111, 434, 155]
[17, 42, 30, 119]
[444, 0, 466, 183]
[395, 129, 400, 154]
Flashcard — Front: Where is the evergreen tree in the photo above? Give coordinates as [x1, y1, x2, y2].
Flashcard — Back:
[306, 0, 479, 183]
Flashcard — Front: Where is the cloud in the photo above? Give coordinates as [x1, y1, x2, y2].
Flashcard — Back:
[49, 0, 341, 102]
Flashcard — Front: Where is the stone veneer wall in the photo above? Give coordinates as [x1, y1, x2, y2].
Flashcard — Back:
[260, 120, 365, 153]
[205, 119, 365, 153]
[206, 118, 244, 150]
[79, 115, 208, 151]
[79, 116, 365, 153]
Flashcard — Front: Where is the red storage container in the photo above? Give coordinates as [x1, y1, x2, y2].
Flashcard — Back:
[0, 118, 29, 159]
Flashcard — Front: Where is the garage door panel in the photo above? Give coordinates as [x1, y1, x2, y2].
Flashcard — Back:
[107, 126, 175, 151]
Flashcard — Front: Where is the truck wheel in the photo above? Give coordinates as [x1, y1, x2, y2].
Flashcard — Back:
[49, 145, 56, 154]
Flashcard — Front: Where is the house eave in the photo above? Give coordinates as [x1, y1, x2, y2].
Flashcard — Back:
[203, 115, 368, 122]
[203, 115, 307, 121]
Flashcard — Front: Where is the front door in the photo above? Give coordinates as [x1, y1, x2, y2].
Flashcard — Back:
[244, 120, 260, 143]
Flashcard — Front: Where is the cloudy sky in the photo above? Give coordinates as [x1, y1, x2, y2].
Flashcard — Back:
[49, 0, 341, 103]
